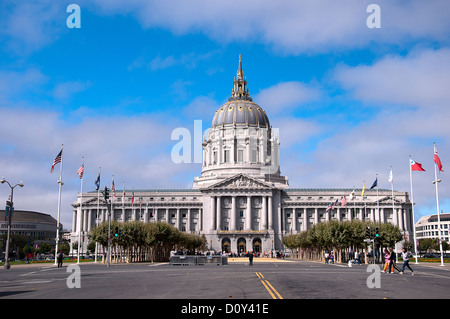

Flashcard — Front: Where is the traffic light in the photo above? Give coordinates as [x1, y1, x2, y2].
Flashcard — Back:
[375, 226, 380, 238]
[103, 186, 109, 201]
[114, 226, 119, 237]
[365, 226, 371, 239]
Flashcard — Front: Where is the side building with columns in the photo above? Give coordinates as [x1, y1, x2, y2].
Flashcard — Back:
[70, 56, 413, 255]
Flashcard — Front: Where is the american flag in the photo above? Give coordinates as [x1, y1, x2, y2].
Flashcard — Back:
[51, 150, 62, 173]
[111, 179, 116, 198]
[77, 164, 84, 179]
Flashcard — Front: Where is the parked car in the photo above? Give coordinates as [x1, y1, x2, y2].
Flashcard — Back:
[423, 253, 439, 258]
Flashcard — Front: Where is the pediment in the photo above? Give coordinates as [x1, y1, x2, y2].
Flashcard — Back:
[208, 174, 272, 190]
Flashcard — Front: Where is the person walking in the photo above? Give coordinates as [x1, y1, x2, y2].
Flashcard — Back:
[247, 251, 254, 266]
[382, 249, 393, 273]
[388, 247, 402, 274]
[401, 248, 414, 275]
[353, 249, 361, 265]
[57, 250, 64, 268]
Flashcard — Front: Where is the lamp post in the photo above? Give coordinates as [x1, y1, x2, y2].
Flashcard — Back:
[1, 177, 24, 269]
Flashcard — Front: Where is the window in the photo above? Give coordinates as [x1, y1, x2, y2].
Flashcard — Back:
[237, 149, 244, 163]
[224, 149, 230, 163]
[251, 150, 258, 163]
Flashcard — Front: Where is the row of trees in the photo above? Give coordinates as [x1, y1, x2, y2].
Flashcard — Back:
[90, 220, 207, 262]
[282, 220, 404, 263]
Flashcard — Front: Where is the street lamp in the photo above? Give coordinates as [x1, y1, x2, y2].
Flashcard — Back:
[1, 177, 24, 269]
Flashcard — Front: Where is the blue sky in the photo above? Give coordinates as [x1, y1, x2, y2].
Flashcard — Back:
[1, 0, 449, 230]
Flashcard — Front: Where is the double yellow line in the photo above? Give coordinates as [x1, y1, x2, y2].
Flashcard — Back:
[255, 272, 283, 299]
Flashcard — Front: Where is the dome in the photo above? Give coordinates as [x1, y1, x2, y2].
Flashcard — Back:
[211, 100, 270, 128]
[210, 54, 270, 129]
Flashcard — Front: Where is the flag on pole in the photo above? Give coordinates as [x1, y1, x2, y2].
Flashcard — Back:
[77, 164, 84, 179]
[326, 201, 333, 212]
[95, 173, 100, 190]
[361, 183, 366, 196]
[331, 199, 338, 210]
[349, 190, 355, 200]
[410, 159, 425, 171]
[51, 150, 62, 173]
[131, 190, 135, 205]
[388, 168, 393, 183]
[112, 178, 116, 199]
[341, 196, 347, 207]
[370, 178, 377, 189]
[434, 145, 444, 172]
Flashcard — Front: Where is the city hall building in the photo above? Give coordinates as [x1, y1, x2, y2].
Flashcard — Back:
[70, 56, 414, 255]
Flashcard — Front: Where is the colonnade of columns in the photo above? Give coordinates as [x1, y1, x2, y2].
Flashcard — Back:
[281, 206, 411, 233]
[209, 195, 273, 232]
[72, 206, 203, 234]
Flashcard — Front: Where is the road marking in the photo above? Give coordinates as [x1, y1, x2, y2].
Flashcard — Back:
[255, 272, 283, 299]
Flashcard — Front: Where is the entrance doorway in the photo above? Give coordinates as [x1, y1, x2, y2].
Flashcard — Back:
[222, 238, 231, 253]
[237, 238, 246, 254]
[253, 238, 262, 253]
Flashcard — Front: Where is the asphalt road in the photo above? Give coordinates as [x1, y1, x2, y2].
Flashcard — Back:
[1, 258, 449, 301]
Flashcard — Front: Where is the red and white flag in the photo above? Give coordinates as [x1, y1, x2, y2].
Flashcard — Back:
[77, 164, 84, 179]
[434, 146, 444, 172]
[410, 159, 425, 171]
[51, 149, 62, 173]
[341, 196, 347, 207]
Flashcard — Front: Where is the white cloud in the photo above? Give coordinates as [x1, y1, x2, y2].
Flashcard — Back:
[0, 0, 63, 54]
[334, 48, 450, 109]
[86, 0, 450, 54]
[254, 81, 321, 115]
[52, 81, 92, 101]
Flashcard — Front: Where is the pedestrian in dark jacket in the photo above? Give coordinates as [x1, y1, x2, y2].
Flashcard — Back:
[388, 247, 402, 274]
[57, 250, 64, 268]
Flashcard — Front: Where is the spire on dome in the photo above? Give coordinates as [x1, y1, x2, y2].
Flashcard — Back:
[230, 54, 252, 101]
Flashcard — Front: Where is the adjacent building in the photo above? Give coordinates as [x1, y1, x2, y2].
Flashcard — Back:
[415, 213, 450, 243]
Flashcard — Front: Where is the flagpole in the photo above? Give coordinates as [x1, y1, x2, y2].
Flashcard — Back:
[95, 166, 101, 263]
[77, 156, 84, 264]
[433, 142, 444, 266]
[409, 155, 419, 264]
[390, 166, 395, 229]
[376, 174, 379, 223]
[54, 144, 63, 266]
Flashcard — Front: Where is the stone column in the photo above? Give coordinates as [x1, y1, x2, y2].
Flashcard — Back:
[398, 208, 404, 231]
[187, 208, 191, 232]
[216, 196, 221, 231]
[211, 197, 216, 231]
[72, 209, 77, 233]
[314, 208, 319, 225]
[246, 196, 252, 230]
[268, 196, 273, 230]
[231, 196, 237, 231]
[303, 208, 308, 231]
[261, 196, 267, 230]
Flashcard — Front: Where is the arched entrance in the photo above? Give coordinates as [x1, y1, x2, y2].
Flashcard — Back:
[222, 238, 231, 253]
[237, 238, 246, 254]
[253, 238, 262, 253]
